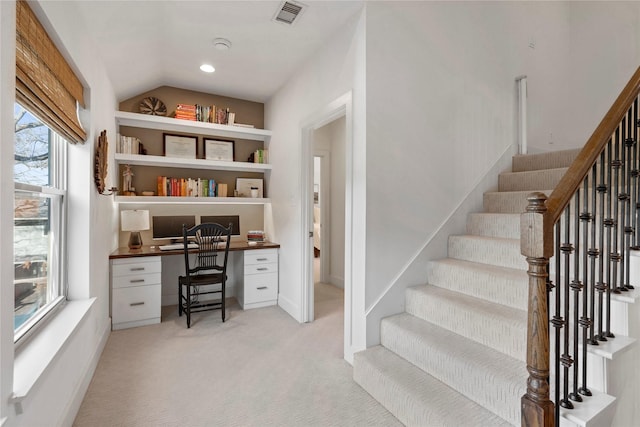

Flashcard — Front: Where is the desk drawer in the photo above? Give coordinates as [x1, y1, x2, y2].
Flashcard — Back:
[244, 263, 278, 276]
[112, 273, 161, 289]
[243, 273, 278, 304]
[112, 284, 161, 324]
[244, 250, 278, 266]
[112, 258, 161, 277]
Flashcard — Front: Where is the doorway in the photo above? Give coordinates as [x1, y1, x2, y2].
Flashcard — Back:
[300, 93, 353, 361]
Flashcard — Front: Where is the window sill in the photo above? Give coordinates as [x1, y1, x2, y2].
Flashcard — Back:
[11, 298, 95, 408]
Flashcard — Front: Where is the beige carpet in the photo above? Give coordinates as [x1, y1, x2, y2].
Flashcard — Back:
[73, 283, 401, 427]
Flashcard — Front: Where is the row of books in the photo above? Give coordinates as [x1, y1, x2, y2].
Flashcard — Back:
[156, 176, 228, 198]
[116, 134, 143, 154]
[174, 103, 236, 125]
[247, 230, 265, 242]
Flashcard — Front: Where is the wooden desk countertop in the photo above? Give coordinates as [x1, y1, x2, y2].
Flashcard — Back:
[109, 241, 280, 259]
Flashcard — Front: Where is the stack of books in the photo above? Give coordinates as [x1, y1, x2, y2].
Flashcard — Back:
[247, 230, 265, 243]
[175, 104, 197, 121]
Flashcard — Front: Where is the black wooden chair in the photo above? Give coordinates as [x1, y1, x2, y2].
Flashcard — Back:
[178, 222, 232, 328]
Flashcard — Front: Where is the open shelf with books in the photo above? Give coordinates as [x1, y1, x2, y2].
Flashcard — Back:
[115, 111, 271, 142]
[114, 110, 272, 205]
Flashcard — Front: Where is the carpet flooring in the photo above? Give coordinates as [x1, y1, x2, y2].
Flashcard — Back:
[73, 282, 402, 427]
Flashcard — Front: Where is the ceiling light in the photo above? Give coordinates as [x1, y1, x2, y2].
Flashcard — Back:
[213, 38, 232, 50]
[200, 64, 215, 73]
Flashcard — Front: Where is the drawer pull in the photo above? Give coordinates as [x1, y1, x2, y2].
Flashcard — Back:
[130, 267, 145, 271]
[130, 302, 145, 307]
[130, 279, 145, 283]
[256, 258, 268, 261]
[257, 286, 268, 290]
[257, 267, 268, 271]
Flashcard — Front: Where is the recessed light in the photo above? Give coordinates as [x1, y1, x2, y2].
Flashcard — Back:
[200, 64, 215, 73]
[213, 38, 232, 50]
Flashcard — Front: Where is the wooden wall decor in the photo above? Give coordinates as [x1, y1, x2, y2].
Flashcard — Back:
[94, 129, 114, 194]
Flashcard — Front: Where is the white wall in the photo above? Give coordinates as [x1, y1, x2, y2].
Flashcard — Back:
[362, 1, 573, 344]
[562, 1, 640, 151]
[362, 0, 640, 346]
[1, 1, 117, 425]
[266, 8, 366, 357]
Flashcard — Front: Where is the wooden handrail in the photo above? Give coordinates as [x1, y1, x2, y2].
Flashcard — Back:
[545, 66, 640, 225]
[521, 66, 640, 427]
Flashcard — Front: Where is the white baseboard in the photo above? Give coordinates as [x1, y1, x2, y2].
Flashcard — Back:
[278, 293, 301, 322]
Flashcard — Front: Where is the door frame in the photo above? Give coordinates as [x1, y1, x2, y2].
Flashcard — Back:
[300, 92, 353, 360]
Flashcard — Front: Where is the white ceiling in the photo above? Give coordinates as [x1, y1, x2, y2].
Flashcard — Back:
[68, 0, 364, 103]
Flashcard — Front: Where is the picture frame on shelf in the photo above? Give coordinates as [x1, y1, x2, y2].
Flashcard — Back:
[204, 138, 235, 162]
[163, 133, 197, 159]
[236, 178, 263, 198]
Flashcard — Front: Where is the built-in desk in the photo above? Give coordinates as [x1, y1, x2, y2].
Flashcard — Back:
[109, 242, 280, 330]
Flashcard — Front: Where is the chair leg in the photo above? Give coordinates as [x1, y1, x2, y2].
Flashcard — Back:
[221, 281, 226, 323]
[178, 282, 182, 317]
[186, 284, 191, 328]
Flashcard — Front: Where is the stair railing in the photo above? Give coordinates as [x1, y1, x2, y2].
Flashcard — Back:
[521, 66, 640, 427]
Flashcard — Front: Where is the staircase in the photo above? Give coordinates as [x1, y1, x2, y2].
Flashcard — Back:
[354, 148, 636, 426]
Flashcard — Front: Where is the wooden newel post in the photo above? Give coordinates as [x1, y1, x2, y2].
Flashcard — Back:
[520, 192, 555, 427]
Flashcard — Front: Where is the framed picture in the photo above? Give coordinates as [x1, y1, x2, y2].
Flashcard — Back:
[163, 134, 197, 159]
[204, 138, 235, 162]
[236, 178, 264, 198]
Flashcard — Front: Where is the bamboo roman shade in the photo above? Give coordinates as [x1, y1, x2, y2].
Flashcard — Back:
[16, 0, 86, 143]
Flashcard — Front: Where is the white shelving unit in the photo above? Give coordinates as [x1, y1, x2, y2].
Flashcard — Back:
[115, 111, 271, 141]
[114, 111, 272, 205]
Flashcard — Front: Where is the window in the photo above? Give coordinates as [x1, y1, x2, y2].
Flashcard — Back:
[13, 103, 67, 343]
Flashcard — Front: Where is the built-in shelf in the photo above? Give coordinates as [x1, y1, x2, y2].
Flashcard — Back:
[114, 110, 272, 206]
[114, 153, 272, 173]
[115, 111, 272, 142]
[115, 196, 271, 205]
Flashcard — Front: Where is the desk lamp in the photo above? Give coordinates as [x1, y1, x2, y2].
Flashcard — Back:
[121, 209, 149, 250]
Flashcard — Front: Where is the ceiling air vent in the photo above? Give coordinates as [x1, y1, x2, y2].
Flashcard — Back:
[273, 1, 306, 25]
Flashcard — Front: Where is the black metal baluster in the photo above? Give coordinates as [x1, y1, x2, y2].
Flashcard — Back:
[553, 222, 563, 426]
[611, 129, 622, 297]
[601, 141, 613, 342]
[620, 115, 630, 293]
[560, 207, 574, 409]
[579, 174, 592, 397]
[589, 160, 601, 346]
[570, 190, 583, 402]
[625, 106, 636, 290]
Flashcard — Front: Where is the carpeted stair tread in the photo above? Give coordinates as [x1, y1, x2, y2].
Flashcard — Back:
[512, 148, 581, 172]
[353, 346, 513, 427]
[405, 285, 527, 361]
[498, 167, 568, 192]
[483, 189, 553, 213]
[467, 212, 520, 238]
[426, 258, 528, 310]
[448, 234, 527, 270]
[381, 313, 526, 425]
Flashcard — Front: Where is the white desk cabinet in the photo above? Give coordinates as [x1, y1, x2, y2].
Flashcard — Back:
[110, 256, 161, 330]
[237, 249, 278, 310]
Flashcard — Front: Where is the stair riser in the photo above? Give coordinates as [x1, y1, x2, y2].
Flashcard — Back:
[512, 149, 580, 172]
[354, 348, 513, 427]
[499, 167, 568, 192]
[467, 213, 520, 239]
[448, 235, 527, 270]
[405, 287, 527, 361]
[426, 260, 528, 311]
[381, 318, 525, 425]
